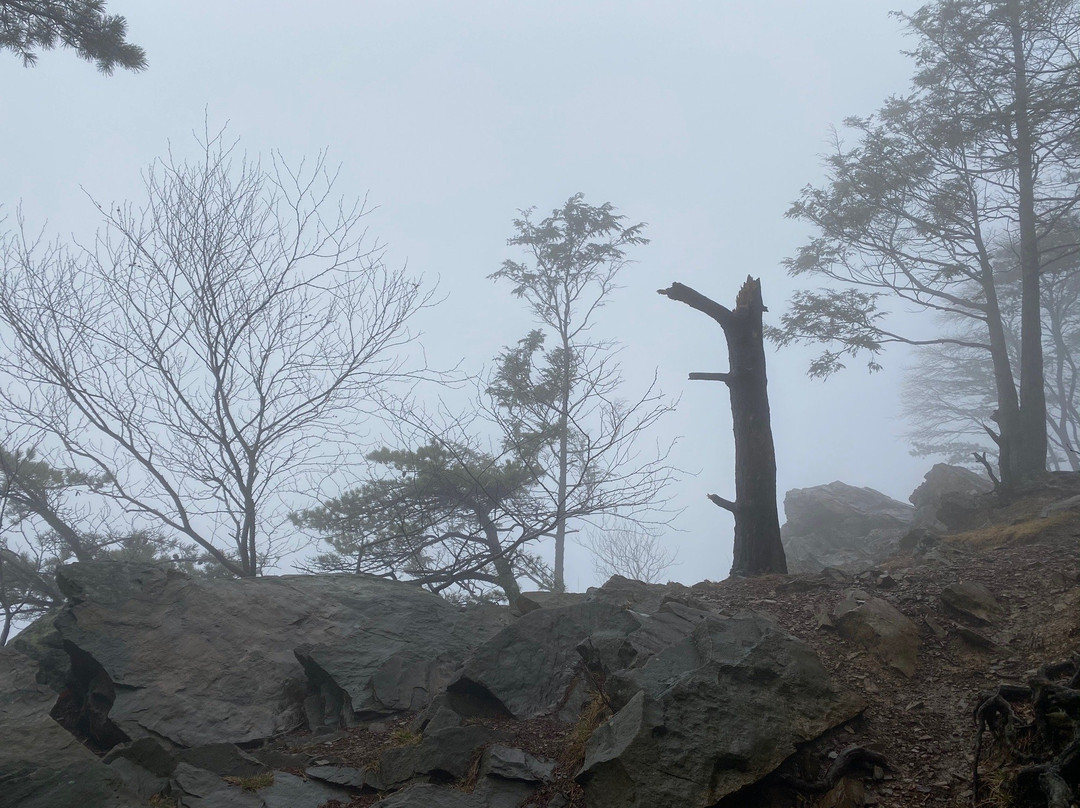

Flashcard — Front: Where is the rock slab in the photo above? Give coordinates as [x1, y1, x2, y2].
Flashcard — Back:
[52, 561, 504, 748]
[577, 613, 863, 807]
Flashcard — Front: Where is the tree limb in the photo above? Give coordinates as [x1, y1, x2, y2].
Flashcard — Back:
[688, 372, 732, 383]
[707, 493, 736, 513]
[658, 282, 733, 329]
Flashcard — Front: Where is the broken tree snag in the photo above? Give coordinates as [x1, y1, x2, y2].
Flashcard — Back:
[658, 276, 787, 576]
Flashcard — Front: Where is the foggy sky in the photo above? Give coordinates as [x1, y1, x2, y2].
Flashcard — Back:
[0, 1, 932, 588]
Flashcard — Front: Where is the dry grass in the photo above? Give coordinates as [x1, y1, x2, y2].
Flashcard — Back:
[946, 511, 1076, 549]
[560, 691, 611, 771]
[224, 771, 274, 791]
[454, 745, 488, 794]
[387, 727, 422, 747]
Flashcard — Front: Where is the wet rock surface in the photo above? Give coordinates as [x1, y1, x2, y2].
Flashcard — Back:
[831, 592, 920, 677]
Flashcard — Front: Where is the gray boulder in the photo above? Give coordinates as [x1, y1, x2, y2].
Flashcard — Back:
[259, 771, 351, 808]
[587, 574, 705, 615]
[448, 601, 640, 719]
[174, 744, 268, 778]
[910, 464, 993, 529]
[294, 592, 505, 723]
[940, 582, 1002, 625]
[781, 482, 916, 572]
[172, 762, 232, 800]
[51, 561, 503, 748]
[577, 613, 863, 807]
[448, 578, 715, 722]
[1042, 493, 1080, 517]
[513, 590, 588, 615]
[0, 647, 143, 808]
[104, 757, 169, 801]
[376, 724, 498, 788]
[103, 737, 177, 776]
[375, 785, 485, 807]
[481, 744, 556, 783]
[304, 764, 373, 789]
[832, 593, 920, 677]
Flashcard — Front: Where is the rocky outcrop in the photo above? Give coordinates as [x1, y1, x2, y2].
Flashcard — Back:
[448, 601, 640, 719]
[0, 647, 143, 808]
[8, 563, 866, 808]
[577, 612, 864, 807]
[909, 464, 993, 530]
[781, 482, 916, 573]
[51, 562, 505, 748]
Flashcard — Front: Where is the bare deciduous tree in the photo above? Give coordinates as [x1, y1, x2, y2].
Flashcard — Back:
[581, 524, 678, 585]
[0, 130, 431, 576]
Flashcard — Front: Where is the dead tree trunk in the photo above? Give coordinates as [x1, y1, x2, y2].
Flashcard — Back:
[658, 276, 787, 576]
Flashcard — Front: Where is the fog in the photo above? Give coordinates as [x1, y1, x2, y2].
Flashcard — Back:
[0, 1, 934, 590]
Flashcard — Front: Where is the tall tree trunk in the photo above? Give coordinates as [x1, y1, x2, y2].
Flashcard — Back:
[553, 347, 570, 593]
[481, 514, 521, 601]
[659, 277, 787, 577]
[980, 259, 1022, 487]
[1009, 0, 1048, 479]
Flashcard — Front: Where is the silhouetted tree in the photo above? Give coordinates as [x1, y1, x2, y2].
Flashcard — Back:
[490, 195, 677, 590]
[0, 130, 431, 576]
[774, 0, 1080, 487]
[581, 524, 678, 584]
[293, 437, 555, 603]
[659, 277, 786, 577]
[904, 230, 1080, 474]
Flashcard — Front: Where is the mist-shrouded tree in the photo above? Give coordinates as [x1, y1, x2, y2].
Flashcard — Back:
[581, 524, 678, 585]
[0, 130, 431, 577]
[292, 431, 557, 603]
[0, 1, 146, 73]
[0, 446, 208, 643]
[489, 194, 677, 592]
[904, 237, 1080, 474]
[773, 0, 1080, 487]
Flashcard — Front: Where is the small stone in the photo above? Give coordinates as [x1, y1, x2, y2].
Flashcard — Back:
[955, 625, 996, 649]
[923, 614, 948, 640]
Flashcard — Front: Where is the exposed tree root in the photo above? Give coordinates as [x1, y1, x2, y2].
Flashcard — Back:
[972, 655, 1080, 807]
[777, 745, 890, 793]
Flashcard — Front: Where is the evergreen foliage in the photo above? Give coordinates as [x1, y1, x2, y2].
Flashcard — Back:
[0, 0, 146, 73]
